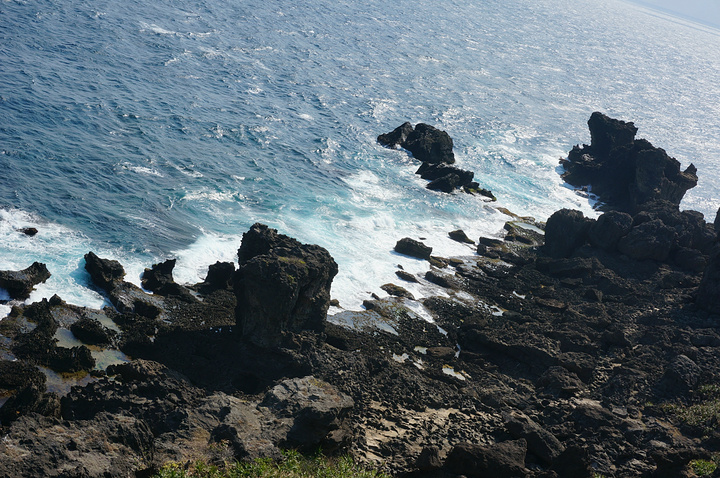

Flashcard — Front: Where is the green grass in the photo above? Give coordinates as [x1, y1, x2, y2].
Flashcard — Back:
[154, 450, 390, 478]
[661, 384, 720, 434]
[690, 458, 717, 476]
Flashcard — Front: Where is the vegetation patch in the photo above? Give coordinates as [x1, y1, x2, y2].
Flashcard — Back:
[661, 384, 720, 434]
[689, 458, 717, 476]
[154, 450, 390, 478]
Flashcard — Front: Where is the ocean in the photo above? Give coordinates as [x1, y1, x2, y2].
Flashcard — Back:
[2, 0, 720, 317]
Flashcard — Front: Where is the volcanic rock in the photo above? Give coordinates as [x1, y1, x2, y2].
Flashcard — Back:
[617, 219, 676, 261]
[562, 112, 698, 212]
[234, 223, 338, 347]
[84, 252, 164, 318]
[70, 317, 113, 346]
[444, 439, 529, 478]
[198, 261, 235, 292]
[141, 259, 196, 302]
[84, 252, 125, 291]
[402, 123, 455, 164]
[504, 412, 565, 464]
[696, 251, 720, 313]
[0, 262, 51, 300]
[449, 229, 475, 244]
[588, 211, 633, 250]
[381, 283, 415, 299]
[543, 209, 592, 258]
[377, 121, 413, 149]
[394, 237, 433, 260]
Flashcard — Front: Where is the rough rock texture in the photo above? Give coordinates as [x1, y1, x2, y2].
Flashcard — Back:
[142, 259, 196, 302]
[543, 209, 592, 258]
[234, 223, 338, 347]
[1, 116, 720, 478]
[696, 251, 720, 313]
[402, 123, 455, 164]
[562, 112, 698, 213]
[394, 237, 433, 260]
[444, 440, 529, 478]
[0, 262, 51, 300]
[378, 122, 495, 196]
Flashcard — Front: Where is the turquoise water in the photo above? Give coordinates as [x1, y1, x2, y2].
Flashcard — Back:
[2, 0, 720, 313]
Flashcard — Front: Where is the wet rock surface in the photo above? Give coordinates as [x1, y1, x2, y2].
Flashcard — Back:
[561, 111, 698, 213]
[0, 261, 50, 300]
[378, 122, 495, 198]
[1, 115, 720, 477]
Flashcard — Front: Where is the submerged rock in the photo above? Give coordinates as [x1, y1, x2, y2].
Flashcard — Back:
[234, 223, 338, 347]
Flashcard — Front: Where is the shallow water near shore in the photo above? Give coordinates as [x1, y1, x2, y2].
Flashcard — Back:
[2, 0, 720, 313]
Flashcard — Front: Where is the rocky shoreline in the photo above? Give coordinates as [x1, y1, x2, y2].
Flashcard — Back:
[1, 113, 720, 477]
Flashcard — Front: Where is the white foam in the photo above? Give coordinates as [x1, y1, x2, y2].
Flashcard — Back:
[118, 161, 164, 177]
[0, 208, 153, 312]
[181, 189, 244, 202]
[139, 22, 176, 35]
[171, 232, 240, 285]
[0, 304, 11, 320]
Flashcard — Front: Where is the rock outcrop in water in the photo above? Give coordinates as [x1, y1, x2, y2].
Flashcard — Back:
[561, 111, 698, 213]
[378, 122, 495, 199]
[378, 122, 455, 164]
[1, 114, 720, 477]
[0, 261, 50, 300]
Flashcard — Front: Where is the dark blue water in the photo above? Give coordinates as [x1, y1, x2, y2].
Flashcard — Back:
[2, 0, 720, 312]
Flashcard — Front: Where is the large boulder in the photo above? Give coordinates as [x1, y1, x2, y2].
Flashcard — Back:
[402, 123, 455, 164]
[504, 412, 565, 464]
[198, 261, 236, 292]
[84, 252, 125, 292]
[588, 211, 633, 250]
[444, 439, 528, 478]
[259, 376, 354, 451]
[141, 259, 196, 302]
[0, 262, 51, 300]
[562, 112, 698, 212]
[378, 122, 454, 164]
[617, 219, 676, 261]
[394, 237, 433, 260]
[377, 121, 413, 149]
[543, 209, 593, 258]
[234, 224, 338, 347]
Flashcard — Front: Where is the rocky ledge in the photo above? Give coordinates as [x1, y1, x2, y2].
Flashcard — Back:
[0, 114, 720, 477]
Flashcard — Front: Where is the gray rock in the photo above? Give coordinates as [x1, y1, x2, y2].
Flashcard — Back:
[444, 439, 528, 478]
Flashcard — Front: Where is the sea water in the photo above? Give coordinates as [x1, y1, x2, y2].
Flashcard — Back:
[1, 0, 720, 316]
